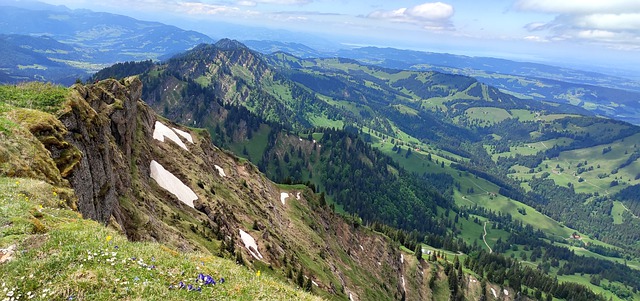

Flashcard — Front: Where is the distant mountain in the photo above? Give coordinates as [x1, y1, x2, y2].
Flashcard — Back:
[0, 34, 87, 84]
[335, 46, 640, 125]
[0, 2, 214, 83]
[243, 40, 329, 58]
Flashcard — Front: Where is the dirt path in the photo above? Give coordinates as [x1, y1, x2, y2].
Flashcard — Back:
[620, 202, 640, 219]
[483, 221, 493, 254]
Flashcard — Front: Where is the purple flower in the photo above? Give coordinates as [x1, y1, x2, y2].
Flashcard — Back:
[204, 275, 215, 285]
[187, 284, 194, 291]
[220, 277, 225, 284]
[178, 281, 185, 289]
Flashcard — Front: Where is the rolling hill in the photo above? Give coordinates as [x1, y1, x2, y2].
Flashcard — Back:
[89, 41, 640, 299]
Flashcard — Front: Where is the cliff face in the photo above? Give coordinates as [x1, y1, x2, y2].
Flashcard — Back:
[58, 78, 142, 224]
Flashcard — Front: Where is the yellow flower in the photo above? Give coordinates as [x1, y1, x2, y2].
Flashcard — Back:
[15, 181, 19, 185]
[52, 191, 57, 196]
[106, 235, 112, 242]
[256, 270, 261, 277]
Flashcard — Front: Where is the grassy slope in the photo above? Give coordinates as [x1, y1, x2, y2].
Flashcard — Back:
[0, 178, 321, 301]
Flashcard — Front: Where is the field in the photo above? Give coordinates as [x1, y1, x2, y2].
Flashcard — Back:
[509, 132, 640, 195]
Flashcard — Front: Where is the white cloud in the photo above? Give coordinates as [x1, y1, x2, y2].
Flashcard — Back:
[516, 0, 640, 50]
[243, 0, 311, 4]
[405, 2, 454, 21]
[574, 13, 640, 31]
[577, 29, 617, 39]
[367, 2, 454, 30]
[514, 0, 640, 14]
[524, 35, 548, 42]
[177, 2, 239, 15]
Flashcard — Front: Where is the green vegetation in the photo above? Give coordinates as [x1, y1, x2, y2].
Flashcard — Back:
[0, 82, 68, 113]
[0, 178, 320, 301]
[91, 43, 640, 300]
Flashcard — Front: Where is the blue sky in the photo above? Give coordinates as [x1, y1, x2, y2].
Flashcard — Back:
[38, 0, 640, 72]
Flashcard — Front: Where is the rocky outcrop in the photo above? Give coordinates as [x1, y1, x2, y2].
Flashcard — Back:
[59, 77, 142, 224]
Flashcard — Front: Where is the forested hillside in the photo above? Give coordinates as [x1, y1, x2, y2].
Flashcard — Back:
[90, 41, 640, 300]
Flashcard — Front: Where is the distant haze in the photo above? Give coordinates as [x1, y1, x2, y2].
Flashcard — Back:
[14, 0, 640, 74]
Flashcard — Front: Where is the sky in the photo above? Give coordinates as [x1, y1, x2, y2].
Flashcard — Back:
[35, 0, 640, 73]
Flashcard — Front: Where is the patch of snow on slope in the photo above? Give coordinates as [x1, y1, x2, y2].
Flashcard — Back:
[239, 229, 263, 260]
[172, 127, 193, 143]
[149, 160, 197, 207]
[504, 289, 509, 296]
[296, 192, 301, 200]
[401, 276, 406, 292]
[280, 192, 289, 205]
[153, 121, 188, 150]
[400, 254, 404, 264]
[490, 288, 497, 298]
[214, 165, 226, 177]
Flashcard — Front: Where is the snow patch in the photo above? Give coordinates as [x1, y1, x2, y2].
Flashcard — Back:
[400, 254, 404, 264]
[490, 288, 497, 298]
[349, 293, 353, 301]
[280, 192, 289, 205]
[214, 165, 226, 177]
[377, 261, 381, 266]
[172, 127, 193, 144]
[239, 229, 263, 260]
[296, 192, 301, 200]
[153, 121, 188, 150]
[312, 280, 318, 287]
[401, 276, 406, 292]
[503, 289, 509, 296]
[359, 245, 364, 251]
[149, 160, 197, 207]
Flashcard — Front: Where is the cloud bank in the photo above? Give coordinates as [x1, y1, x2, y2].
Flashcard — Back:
[367, 2, 455, 31]
[517, 0, 640, 50]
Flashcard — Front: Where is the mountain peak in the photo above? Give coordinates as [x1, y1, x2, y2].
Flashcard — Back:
[215, 38, 248, 50]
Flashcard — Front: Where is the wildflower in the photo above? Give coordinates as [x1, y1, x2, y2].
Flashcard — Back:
[106, 236, 112, 243]
[256, 270, 261, 277]
[220, 277, 225, 284]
